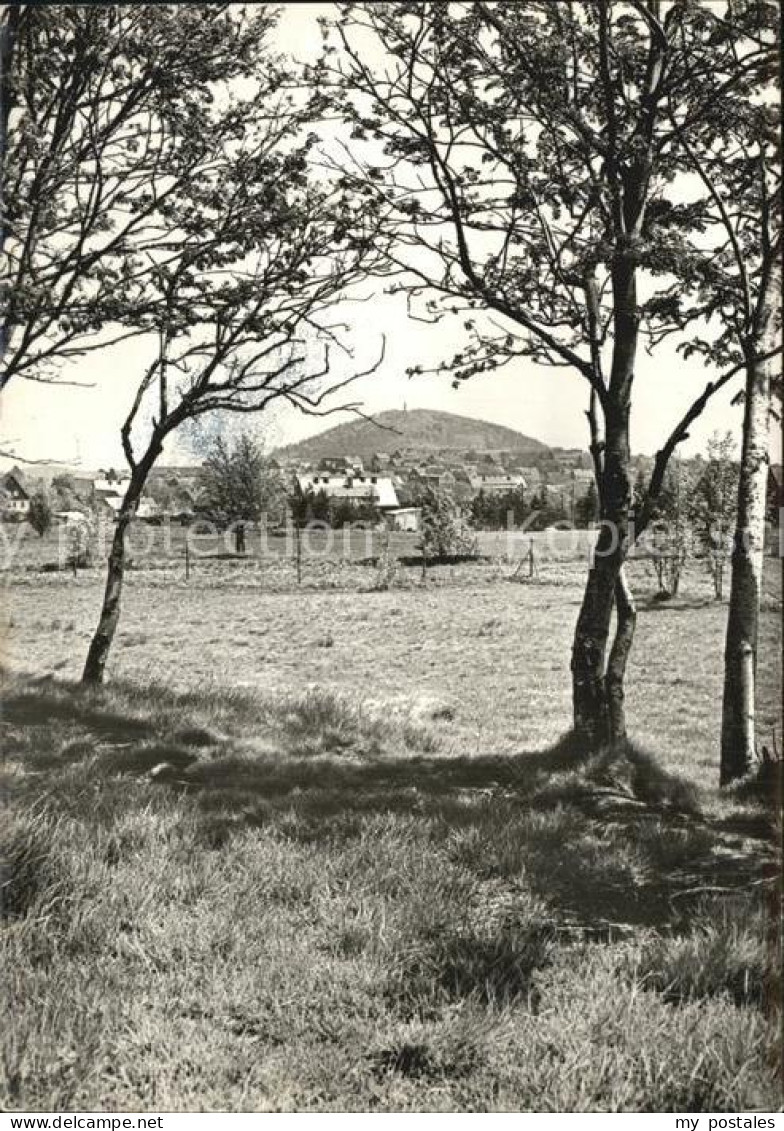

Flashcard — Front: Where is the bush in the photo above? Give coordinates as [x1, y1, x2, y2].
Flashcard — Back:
[65, 517, 94, 570]
[372, 535, 399, 590]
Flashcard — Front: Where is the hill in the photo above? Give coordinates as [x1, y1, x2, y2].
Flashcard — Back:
[274, 409, 548, 464]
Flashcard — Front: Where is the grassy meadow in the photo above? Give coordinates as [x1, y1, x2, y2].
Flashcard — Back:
[0, 527, 781, 1111]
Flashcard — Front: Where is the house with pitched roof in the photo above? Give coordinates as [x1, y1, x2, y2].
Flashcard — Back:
[296, 471, 399, 511]
[0, 467, 32, 516]
[466, 471, 527, 495]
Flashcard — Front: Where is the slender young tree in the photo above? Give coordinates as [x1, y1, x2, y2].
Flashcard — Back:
[684, 434, 739, 602]
[330, 0, 774, 751]
[1, 4, 270, 387]
[660, 3, 781, 781]
[80, 15, 383, 685]
[644, 459, 693, 599]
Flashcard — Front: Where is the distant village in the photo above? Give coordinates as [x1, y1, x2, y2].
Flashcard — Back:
[0, 438, 614, 531]
[1, 439, 759, 533]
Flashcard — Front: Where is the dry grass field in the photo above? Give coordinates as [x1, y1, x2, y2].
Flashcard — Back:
[1, 530, 781, 1111]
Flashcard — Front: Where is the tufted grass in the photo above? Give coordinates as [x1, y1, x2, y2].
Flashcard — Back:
[1, 660, 779, 1112]
[1, 551, 780, 1110]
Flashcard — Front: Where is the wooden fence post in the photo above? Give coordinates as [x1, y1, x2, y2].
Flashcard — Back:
[295, 522, 302, 585]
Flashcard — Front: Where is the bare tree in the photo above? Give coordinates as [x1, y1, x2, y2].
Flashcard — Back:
[80, 12, 384, 684]
[1, 4, 271, 388]
[329, 0, 775, 752]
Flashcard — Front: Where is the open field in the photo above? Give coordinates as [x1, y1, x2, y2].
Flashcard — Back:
[0, 519, 602, 577]
[1, 536, 781, 761]
[1, 540, 782, 1110]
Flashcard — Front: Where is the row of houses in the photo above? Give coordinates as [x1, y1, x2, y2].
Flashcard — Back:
[289, 452, 595, 496]
[0, 465, 198, 524]
[1, 456, 596, 531]
[311, 446, 592, 475]
[293, 460, 597, 529]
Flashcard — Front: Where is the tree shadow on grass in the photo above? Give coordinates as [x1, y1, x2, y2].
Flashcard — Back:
[3, 673, 777, 933]
[155, 739, 779, 930]
[1, 681, 153, 744]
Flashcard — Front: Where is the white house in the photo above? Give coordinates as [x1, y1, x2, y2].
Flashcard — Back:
[467, 472, 527, 495]
[386, 507, 421, 532]
[296, 472, 399, 511]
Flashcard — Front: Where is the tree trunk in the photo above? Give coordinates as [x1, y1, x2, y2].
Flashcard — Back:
[571, 552, 617, 748]
[720, 267, 780, 783]
[81, 512, 133, 684]
[571, 251, 636, 751]
[571, 444, 635, 751]
[606, 565, 637, 748]
[82, 445, 161, 684]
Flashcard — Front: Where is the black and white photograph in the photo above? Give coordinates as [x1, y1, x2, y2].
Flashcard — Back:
[0, 0, 781, 1116]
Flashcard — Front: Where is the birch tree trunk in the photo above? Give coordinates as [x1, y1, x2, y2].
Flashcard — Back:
[720, 260, 781, 784]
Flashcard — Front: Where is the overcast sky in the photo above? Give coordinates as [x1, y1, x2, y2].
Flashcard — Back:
[1, 4, 778, 470]
[0, 294, 766, 470]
